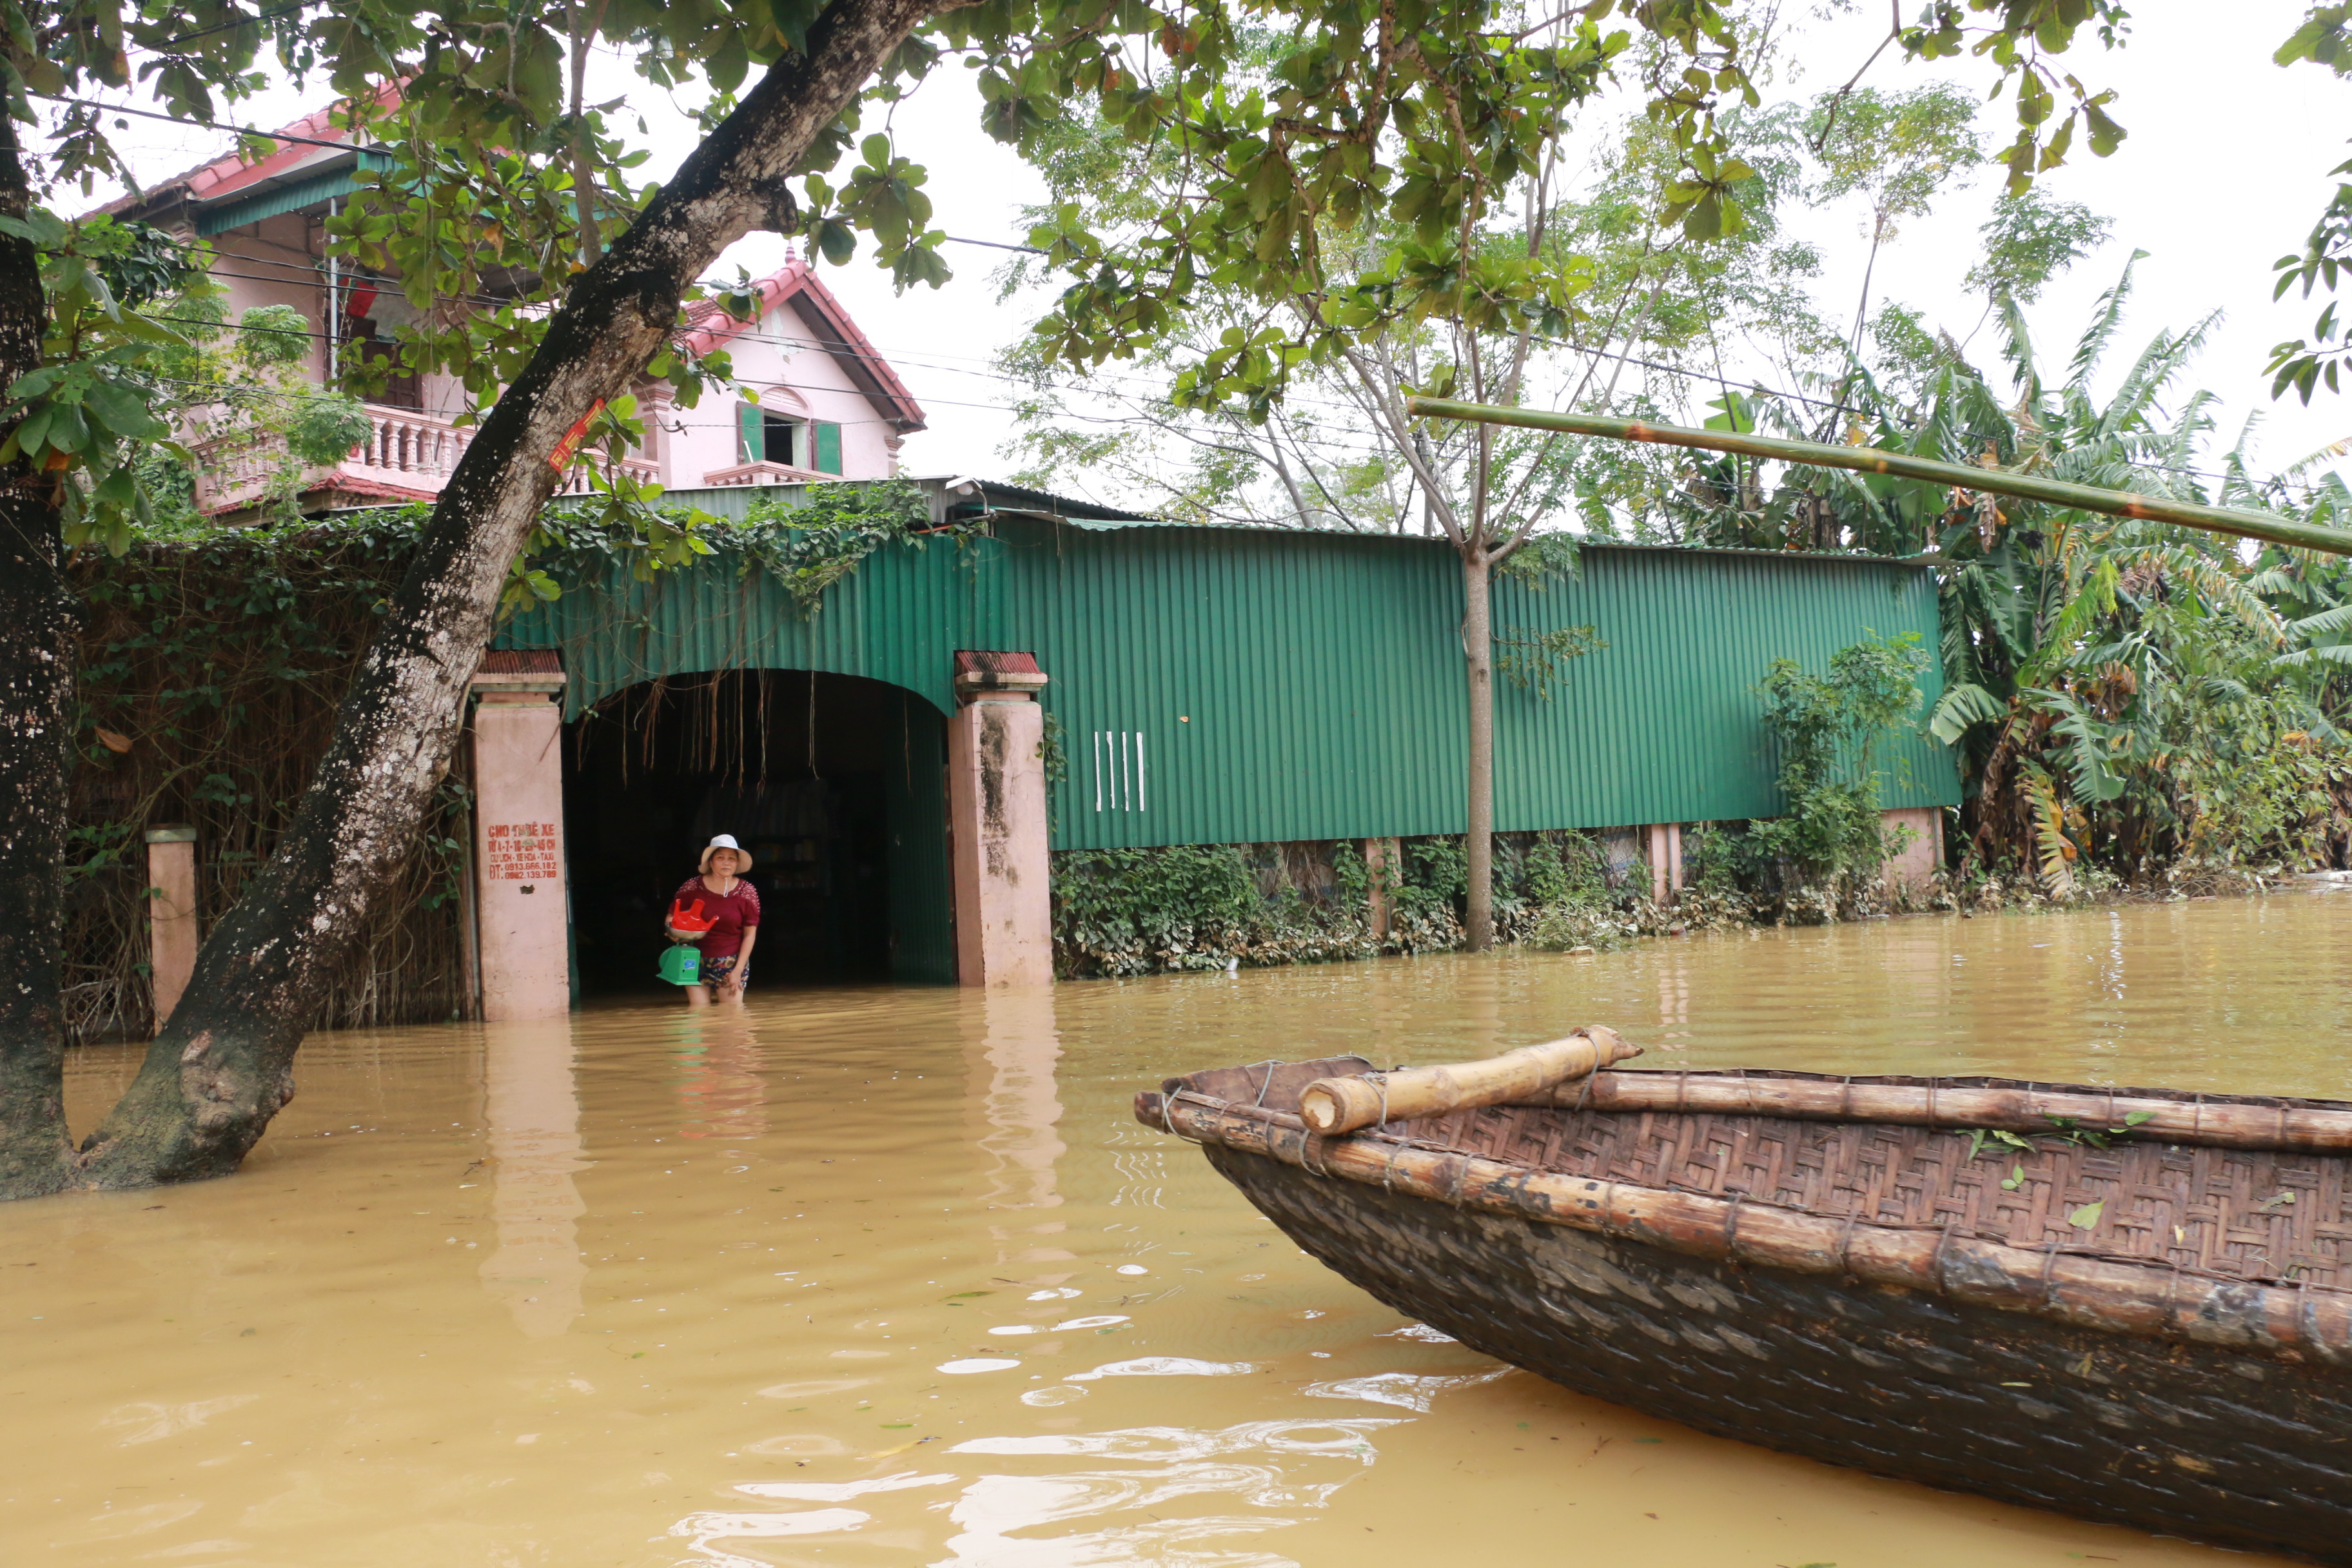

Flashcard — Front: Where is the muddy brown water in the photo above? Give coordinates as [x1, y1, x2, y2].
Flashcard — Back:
[11, 891, 2352, 1565]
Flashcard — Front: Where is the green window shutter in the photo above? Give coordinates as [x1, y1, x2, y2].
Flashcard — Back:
[815, 421, 842, 475]
[738, 401, 763, 464]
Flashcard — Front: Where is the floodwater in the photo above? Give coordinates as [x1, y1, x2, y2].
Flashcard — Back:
[12, 890, 2352, 1567]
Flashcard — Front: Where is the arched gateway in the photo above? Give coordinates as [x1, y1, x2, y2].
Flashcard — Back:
[465, 649, 1052, 1017]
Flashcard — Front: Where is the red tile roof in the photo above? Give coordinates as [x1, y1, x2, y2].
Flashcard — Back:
[106, 82, 402, 217]
[680, 258, 926, 431]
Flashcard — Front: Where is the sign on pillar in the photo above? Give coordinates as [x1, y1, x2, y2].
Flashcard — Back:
[948, 650, 1054, 987]
[471, 651, 571, 1020]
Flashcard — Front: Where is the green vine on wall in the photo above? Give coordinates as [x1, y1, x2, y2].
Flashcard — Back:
[1494, 623, 1607, 698]
[1740, 632, 1931, 896]
[734, 480, 969, 614]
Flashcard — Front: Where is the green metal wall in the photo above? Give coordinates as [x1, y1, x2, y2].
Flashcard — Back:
[502, 509, 1957, 853]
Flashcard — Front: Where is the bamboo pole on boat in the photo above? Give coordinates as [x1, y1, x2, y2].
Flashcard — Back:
[1529, 1071, 2352, 1153]
[1298, 1027, 1642, 1135]
[1402, 397, 2352, 558]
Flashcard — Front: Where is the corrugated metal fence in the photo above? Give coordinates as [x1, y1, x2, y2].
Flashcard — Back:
[502, 510, 1956, 852]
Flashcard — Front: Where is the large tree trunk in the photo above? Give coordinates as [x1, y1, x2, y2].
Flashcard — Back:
[48, 0, 952, 1195]
[1462, 547, 1494, 951]
[0, 116, 74, 1200]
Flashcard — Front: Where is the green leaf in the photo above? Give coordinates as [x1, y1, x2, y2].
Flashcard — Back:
[44, 402, 90, 455]
[82, 378, 164, 440]
[14, 402, 53, 454]
[2067, 1200, 2104, 1229]
[812, 219, 856, 266]
[769, 0, 823, 55]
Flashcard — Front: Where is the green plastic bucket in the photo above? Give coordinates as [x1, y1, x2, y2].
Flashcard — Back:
[657, 944, 701, 986]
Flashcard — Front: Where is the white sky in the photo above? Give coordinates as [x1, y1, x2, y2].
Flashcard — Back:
[68, 0, 2352, 499]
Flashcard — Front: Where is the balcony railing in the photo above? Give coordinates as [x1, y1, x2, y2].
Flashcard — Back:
[191, 404, 657, 514]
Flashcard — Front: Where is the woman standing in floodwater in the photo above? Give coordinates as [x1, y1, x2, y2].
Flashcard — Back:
[674, 834, 760, 1006]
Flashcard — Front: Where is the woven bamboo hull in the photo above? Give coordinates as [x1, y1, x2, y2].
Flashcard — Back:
[1143, 1061, 2352, 1563]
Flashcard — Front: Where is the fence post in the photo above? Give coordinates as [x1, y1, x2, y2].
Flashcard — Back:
[1364, 838, 1396, 940]
[143, 824, 199, 1032]
[1881, 806, 1942, 894]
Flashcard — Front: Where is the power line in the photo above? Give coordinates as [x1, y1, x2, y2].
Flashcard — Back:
[128, 313, 1413, 463]
[66, 143, 1841, 421]
[942, 235, 1046, 256]
[106, 219, 2303, 492]
[137, 4, 315, 53]
[55, 97, 1044, 263]
[41, 93, 366, 155]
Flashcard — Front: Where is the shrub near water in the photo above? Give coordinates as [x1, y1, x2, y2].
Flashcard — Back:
[1054, 830, 1650, 976]
[1051, 844, 1366, 977]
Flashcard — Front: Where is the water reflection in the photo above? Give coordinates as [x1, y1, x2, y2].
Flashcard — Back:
[936, 1420, 1398, 1562]
[23, 894, 2350, 1567]
[477, 1021, 588, 1338]
[966, 986, 1067, 1262]
[674, 1009, 770, 1141]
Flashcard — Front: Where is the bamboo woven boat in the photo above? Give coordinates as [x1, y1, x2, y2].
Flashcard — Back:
[1139, 1047, 2352, 1563]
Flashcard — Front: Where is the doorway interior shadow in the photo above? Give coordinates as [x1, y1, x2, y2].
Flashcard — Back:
[562, 669, 954, 993]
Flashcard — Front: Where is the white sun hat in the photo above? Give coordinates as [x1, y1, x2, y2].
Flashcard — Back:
[700, 833, 754, 872]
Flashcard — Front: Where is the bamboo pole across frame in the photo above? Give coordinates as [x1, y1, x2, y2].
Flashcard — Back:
[1538, 1070, 2352, 1155]
[1402, 396, 2352, 559]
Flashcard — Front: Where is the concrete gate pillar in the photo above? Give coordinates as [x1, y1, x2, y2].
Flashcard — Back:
[949, 651, 1053, 988]
[143, 824, 198, 1030]
[470, 652, 571, 1020]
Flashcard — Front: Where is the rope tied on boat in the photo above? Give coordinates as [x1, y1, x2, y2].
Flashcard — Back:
[1157, 1088, 1216, 1146]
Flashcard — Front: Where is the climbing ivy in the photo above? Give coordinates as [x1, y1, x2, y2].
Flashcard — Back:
[732, 479, 965, 614]
[1740, 633, 1932, 897]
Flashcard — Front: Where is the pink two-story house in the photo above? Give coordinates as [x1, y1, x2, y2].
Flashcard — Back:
[109, 102, 926, 518]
